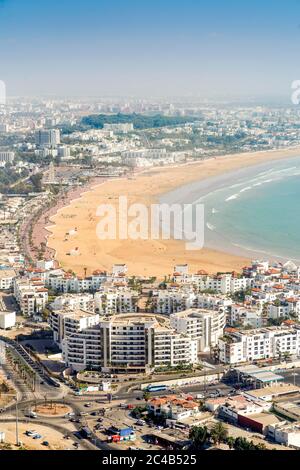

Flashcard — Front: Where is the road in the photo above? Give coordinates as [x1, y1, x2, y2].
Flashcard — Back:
[280, 367, 300, 386]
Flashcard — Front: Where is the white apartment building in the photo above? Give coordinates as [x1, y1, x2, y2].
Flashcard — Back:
[268, 422, 300, 449]
[195, 294, 233, 312]
[62, 313, 198, 373]
[195, 274, 254, 294]
[170, 308, 226, 353]
[62, 324, 102, 371]
[0, 269, 16, 290]
[0, 310, 16, 330]
[57, 146, 71, 158]
[50, 293, 95, 313]
[46, 272, 108, 293]
[267, 299, 300, 321]
[14, 278, 48, 317]
[174, 272, 254, 294]
[123, 148, 167, 160]
[218, 325, 300, 364]
[49, 309, 100, 347]
[0, 152, 15, 164]
[230, 305, 264, 328]
[154, 290, 232, 315]
[154, 290, 196, 315]
[94, 288, 137, 315]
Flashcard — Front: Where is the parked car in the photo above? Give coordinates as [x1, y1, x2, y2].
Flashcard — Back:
[136, 420, 146, 426]
[25, 411, 38, 419]
[25, 430, 38, 437]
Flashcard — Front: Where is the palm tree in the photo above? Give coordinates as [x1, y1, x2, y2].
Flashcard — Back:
[226, 436, 235, 449]
[210, 422, 228, 445]
[189, 425, 210, 449]
[143, 391, 151, 402]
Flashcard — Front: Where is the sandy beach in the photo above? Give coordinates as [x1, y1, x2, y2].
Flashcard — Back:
[47, 147, 300, 278]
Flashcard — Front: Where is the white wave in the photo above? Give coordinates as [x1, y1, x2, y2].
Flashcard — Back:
[240, 186, 252, 193]
[206, 223, 216, 231]
[227, 182, 245, 189]
[212, 208, 218, 214]
[232, 242, 300, 261]
[225, 194, 239, 202]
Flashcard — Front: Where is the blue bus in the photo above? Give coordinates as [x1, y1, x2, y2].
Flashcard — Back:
[146, 384, 168, 393]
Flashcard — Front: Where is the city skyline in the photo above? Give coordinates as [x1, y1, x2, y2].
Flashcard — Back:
[0, 0, 300, 99]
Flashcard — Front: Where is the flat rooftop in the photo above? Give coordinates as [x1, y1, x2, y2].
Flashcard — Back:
[0, 269, 16, 279]
[53, 309, 98, 320]
[106, 313, 169, 327]
[244, 412, 281, 427]
[171, 308, 218, 318]
[245, 383, 300, 399]
[249, 372, 284, 383]
[274, 400, 300, 419]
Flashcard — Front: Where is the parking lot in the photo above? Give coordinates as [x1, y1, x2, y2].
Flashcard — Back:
[0, 422, 84, 451]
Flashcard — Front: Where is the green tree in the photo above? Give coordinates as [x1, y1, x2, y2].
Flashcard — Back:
[210, 422, 228, 445]
[189, 425, 210, 449]
[226, 436, 235, 449]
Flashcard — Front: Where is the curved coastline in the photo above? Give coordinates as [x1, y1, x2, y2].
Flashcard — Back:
[160, 154, 300, 263]
[46, 146, 300, 277]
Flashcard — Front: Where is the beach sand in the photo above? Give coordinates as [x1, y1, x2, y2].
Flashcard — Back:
[47, 147, 300, 278]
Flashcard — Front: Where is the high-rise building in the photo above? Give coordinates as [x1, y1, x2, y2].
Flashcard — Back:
[56, 312, 199, 372]
[35, 129, 61, 148]
[0, 152, 15, 164]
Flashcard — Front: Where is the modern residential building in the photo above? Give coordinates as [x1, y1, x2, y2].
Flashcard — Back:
[49, 309, 100, 347]
[14, 278, 48, 317]
[170, 308, 226, 353]
[94, 288, 137, 315]
[50, 293, 95, 313]
[218, 325, 300, 364]
[0, 269, 16, 290]
[61, 313, 199, 373]
[35, 129, 61, 147]
[0, 152, 15, 164]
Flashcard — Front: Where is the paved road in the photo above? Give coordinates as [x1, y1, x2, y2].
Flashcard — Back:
[280, 367, 300, 386]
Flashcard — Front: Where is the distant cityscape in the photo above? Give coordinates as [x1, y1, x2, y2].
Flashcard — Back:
[1, 95, 300, 452]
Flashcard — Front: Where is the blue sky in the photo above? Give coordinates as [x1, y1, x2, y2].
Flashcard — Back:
[0, 0, 300, 98]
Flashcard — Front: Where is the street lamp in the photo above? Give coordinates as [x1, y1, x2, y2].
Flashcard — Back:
[291, 373, 298, 387]
[2, 394, 20, 446]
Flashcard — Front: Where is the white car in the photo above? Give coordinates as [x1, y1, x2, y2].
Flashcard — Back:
[136, 420, 146, 426]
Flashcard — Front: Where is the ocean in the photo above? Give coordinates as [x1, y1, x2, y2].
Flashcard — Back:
[160, 155, 300, 262]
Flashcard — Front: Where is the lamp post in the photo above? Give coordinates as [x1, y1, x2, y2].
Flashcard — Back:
[15, 398, 19, 447]
[291, 372, 298, 387]
[4, 394, 19, 446]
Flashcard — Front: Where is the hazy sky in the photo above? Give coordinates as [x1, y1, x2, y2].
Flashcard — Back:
[0, 0, 300, 99]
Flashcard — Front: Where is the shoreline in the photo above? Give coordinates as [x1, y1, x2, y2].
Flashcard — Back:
[159, 153, 300, 264]
[31, 177, 107, 264]
[46, 146, 300, 278]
